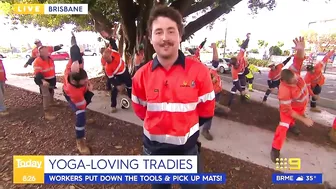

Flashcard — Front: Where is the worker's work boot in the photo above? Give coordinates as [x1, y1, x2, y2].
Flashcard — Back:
[201, 129, 213, 141]
[44, 110, 56, 121]
[310, 107, 322, 113]
[328, 128, 336, 144]
[288, 126, 300, 136]
[86, 119, 95, 125]
[111, 107, 117, 113]
[76, 138, 91, 155]
[270, 148, 280, 163]
[248, 84, 254, 92]
[0, 110, 9, 116]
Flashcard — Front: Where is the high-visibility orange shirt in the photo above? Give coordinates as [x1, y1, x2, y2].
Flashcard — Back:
[210, 68, 222, 94]
[33, 57, 55, 79]
[63, 59, 85, 85]
[288, 55, 305, 75]
[0, 59, 6, 81]
[278, 76, 309, 117]
[63, 81, 88, 110]
[268, 64, 284, 81]
[132, 51, 215, 153]
[32, 46, 54, 58]
[104, 49, 126, 78]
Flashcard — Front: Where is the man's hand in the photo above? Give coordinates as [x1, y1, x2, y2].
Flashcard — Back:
[59, 44, 63, 47]
[246, 33, 251, 38]
[24, 63, 28, 68]
[87, 82, 93, 91]
[42, 80, 49, 87]
[313, 95, 320, 100]
[204, 38, 207, 41]
[210, 43, 216, 48]
[302, 117, 314, 127]
[293, 36, 305, 51]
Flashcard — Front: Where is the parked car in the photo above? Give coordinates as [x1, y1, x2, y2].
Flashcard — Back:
[204, 58, 231, 74]
[50, 51, 69, 60]
[83, 49, 97, 56]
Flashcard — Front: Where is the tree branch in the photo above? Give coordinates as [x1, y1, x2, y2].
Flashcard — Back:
[170, 0, 195, 15]
[89, 9, 114, 36]
[183, 0, 216, 17]
[117, 0, 138, 54]
[182, 0, 241, 41]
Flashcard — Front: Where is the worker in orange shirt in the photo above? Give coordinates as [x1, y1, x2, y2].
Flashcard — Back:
[201, 42, 230, 140]
[271, 37, 314, 162]
[187, 38, 207, 62]
[24, 39, 63, 68]
[33, 46, 59, 120]
[304, 50, 334, 113]
[102, 48, 132, 113]
[329, 117, 336, 143]
[262, 55, 293, 103]
[227, 33, 250, 107]
[0, 59, 8, 116]
[132, 5, 215, 189]
[63, 69, 94, 155]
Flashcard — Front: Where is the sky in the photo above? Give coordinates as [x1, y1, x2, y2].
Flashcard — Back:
[0, 0, 336, 50]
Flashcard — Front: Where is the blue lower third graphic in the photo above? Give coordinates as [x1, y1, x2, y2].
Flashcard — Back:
[272, 173, 323, 184]
[44, 173, 226, 184]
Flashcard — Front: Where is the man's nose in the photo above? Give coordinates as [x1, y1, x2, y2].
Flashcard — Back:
[162, 31, 169, 41]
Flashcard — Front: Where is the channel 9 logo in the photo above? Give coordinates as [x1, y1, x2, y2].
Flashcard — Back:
[275, 158, 301, 171]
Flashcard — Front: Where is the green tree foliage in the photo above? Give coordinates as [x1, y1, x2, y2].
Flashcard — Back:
[269, 46, 282, 56]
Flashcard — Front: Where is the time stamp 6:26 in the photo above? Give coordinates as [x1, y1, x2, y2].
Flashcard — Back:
[22, 175, 37, 182]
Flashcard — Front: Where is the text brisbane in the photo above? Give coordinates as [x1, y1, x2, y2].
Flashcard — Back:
[48, 6, 83, 12]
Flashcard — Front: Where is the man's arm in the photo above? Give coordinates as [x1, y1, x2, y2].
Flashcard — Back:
[211, 43, 218, 62]
[322, 50, 335, 65]
[131, 69, 147, 120]
[304, 74, 314, 96]
[282, 56, 292, 66]
[197, 66, 215, 125]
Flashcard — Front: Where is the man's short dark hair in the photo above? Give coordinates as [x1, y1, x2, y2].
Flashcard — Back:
[281, 69, 294, 82]
[70, 68, 88, 82]
[230, 57, 238, 65]
[147, 5, 184, 37]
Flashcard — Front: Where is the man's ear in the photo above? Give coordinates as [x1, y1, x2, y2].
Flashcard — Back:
[148, 35, 153, 45]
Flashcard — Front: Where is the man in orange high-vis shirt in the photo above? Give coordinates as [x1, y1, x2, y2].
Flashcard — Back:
[24, 39, 63, 68]
[187, 38, 207, 62]
[0, 59, 9, 116]
[271, 37, 314, 162]
[132, 5, 215, 189]
[33, 46, 58, 121]
[201, 42, 230, 140]
[262, 55, 293, 103]
[329, 117, 336, 143]
[304, 50, 335, 113]
[102, 48, 132, 113]
[63, 69, 94, 155]
[227, 33, 250, 107]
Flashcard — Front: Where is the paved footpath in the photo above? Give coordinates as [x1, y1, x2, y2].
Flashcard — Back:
[5, 74, 336, 187]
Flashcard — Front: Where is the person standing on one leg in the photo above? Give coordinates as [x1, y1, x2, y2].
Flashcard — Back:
[262, 55, 293, 103]
[102, 48, 132, 113]
[245, 63, 261, 92]
[63, 69, 94, 155]
[305, 50, 334, 113]
[33, 46, 57, 121]
[201, 42, 230, 140]
[132, 5, 215, 189]
[271, 37, 313, 162]
[0, 59, 9, 116]
[227, 33, 250, 107]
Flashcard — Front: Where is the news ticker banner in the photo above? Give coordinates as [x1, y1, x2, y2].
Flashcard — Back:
[13, 155, 225, 184]
[272, 173, 323, 184]
[12, 4, 88, 15]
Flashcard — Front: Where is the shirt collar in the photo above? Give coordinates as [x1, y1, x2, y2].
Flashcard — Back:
[152, 50, 185, 71]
